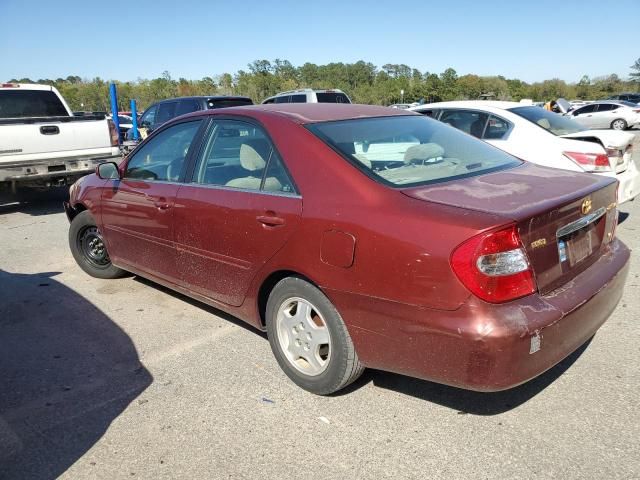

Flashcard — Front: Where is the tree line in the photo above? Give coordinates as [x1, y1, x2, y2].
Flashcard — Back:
[9, 58, 640, 112]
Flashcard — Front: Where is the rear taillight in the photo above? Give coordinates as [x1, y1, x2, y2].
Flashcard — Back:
[1, 83, 19, 88]
[564, 151, 611, 172]
[451, 225, 536, 304]
[107, 119, 119, 146]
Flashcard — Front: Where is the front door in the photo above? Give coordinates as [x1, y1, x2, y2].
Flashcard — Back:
[174, 119, 302, 306]
[101, 119, 203, 282]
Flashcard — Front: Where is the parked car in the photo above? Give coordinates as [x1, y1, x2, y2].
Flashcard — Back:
[262, 88, 351, 104]
[0, 83, 120, 191]
[606, 93, 640, 104]
[409, 101, 639, 204]
[568, 100, 640, 130]
[65, 104, 629, 395]
[127, 95, 253, 140]
[107, 114, 134, 138]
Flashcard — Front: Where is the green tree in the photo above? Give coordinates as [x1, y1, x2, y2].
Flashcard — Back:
[630, 57, 640, 83]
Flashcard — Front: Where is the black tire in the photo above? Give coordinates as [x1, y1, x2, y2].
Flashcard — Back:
[68, 210, 127, 279]
[611, 118, 628, 130]
[265, 277, 364, 395]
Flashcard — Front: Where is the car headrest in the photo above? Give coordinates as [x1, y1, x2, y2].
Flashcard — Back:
[239, 143, 267, 171]
[404, 143, 445, 163]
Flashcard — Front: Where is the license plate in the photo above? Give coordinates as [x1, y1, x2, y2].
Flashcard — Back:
[567, 230, 595, 266]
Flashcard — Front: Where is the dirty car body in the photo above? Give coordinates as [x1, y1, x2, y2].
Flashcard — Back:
[65, 104, 630, 393]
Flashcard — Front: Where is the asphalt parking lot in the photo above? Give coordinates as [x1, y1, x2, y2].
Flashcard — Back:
[1, 133, 639, 479]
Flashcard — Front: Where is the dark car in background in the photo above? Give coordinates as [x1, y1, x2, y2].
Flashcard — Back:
[127, 95, 253, 140]
[606, 93, 640, 104]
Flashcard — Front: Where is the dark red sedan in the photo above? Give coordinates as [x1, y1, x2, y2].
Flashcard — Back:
[65, 104, 630, 394]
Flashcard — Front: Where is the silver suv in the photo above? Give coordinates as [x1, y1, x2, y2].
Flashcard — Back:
[262, 88, 351, 104]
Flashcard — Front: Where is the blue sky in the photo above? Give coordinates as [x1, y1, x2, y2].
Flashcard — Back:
[1, 0, 638, 83]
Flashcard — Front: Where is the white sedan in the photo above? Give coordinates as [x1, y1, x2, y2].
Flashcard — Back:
[409, 101, 639, 204]
[568, 101, 640, 131]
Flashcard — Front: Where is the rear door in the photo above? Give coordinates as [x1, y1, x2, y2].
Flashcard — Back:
[101, 119, 204, 282]
[174, 119, 302, 306]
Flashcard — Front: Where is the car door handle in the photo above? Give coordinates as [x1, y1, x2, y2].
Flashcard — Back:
[40, 125, 60, 135]
[153, 198, 171, 210]
[257, 215, 285, 227]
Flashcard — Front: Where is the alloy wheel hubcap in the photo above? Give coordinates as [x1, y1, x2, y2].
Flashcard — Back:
[276, 297, 331, 376]
[613, 120, 624, 130]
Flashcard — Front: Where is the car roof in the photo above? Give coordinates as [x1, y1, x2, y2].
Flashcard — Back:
[154, 95, 252, 104]
[410, 100, 522, 111]
[183, 103, 414, 124]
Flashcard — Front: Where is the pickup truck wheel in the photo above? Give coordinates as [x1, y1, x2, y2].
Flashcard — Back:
[611, 118, 627, 130]
[69, 210, 126, 279]
[266, 277, 364, 395]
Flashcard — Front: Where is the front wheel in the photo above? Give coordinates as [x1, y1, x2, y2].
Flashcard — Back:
[69, 210, 127, 279]
[611, 118, 628, 130]
[266, 277, 364, 395]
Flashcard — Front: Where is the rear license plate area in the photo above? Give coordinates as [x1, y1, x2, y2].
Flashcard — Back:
[558, 223, 602, 267]
[47, 165, 66, 172]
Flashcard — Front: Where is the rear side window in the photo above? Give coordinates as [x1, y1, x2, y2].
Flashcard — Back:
[290, 94, 307, 103]
[175, 99, 202, 116]
[596, 104, 615, 112]
[156, 101, 178, 125]
[207, 98, 253, 108]
[483, 115, 511, 140]
[0, 90, 68, 118]
[315, 92, 351, 103]
[440, 110, 488, 138]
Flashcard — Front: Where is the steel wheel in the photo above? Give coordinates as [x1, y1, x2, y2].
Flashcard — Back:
[77, 226, 110, 268]
[611, 119, 627, 130]
[275, 297, 331, 376]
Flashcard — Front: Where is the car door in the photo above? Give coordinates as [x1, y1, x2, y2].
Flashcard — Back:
[174, 119, 302, 306]
[571, 104, 597, 128]
[101, 119, 204, 282]
[591, 103, 617, 128]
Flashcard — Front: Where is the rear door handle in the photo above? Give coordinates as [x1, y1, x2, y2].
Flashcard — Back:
[40, 125, 60, 135]
[152, 197, 171, 210]
[257, 215, 285, 227]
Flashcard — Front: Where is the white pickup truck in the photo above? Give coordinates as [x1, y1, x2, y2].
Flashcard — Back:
[0, 83, 121, 192]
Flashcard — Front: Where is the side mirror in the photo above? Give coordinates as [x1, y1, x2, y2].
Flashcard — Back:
[96, 162, 121, 180]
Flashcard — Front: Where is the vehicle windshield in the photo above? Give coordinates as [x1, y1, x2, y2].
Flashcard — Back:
[508, 106, 585, 135]
[307, 115, 521, 188]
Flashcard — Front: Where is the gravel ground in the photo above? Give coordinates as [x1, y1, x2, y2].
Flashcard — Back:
[1, 132, 639, 479]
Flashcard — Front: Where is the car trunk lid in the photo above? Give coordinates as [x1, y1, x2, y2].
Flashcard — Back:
[401, 163, 619, 294]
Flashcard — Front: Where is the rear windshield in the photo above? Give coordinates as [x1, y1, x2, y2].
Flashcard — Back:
[0, 90, 68, 118]
[207, 98, 253, 109]
[308, 115, 521, 188]
[315, 92, 351, 104]
[509, 106, 584, 135]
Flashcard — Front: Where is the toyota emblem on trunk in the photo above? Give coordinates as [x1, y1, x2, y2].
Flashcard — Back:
[581, 198, 592, 215]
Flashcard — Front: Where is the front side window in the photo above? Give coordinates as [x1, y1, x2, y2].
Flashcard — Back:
[595, 103, 615, 112]
[290, 94, 307, 103]
[139, 105, 157, 128]
[572, 104, 596, 115]
[193, 120, 295, 193]
[416, 109, 440, 118]
[509, 106, 585, 135]
[308, 115, 521, 187]
[275, 95, 291, 104]
[125, 120, 202, 182]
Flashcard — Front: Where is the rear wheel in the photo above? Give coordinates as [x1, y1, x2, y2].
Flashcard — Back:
[611, 118, 627, 130]
[266, 277, 364, 395]
[69, 210, 127, 279]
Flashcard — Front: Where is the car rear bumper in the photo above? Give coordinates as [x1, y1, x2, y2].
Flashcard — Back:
[0, 154, 120, 183]
[328, 238, 630, 392]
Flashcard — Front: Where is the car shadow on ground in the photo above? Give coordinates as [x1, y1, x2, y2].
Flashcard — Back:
[132, 276, 268, 339]
[0, 269, 152, 479]
[0, 187, 68, 217]
[342, 339, 591, 415]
